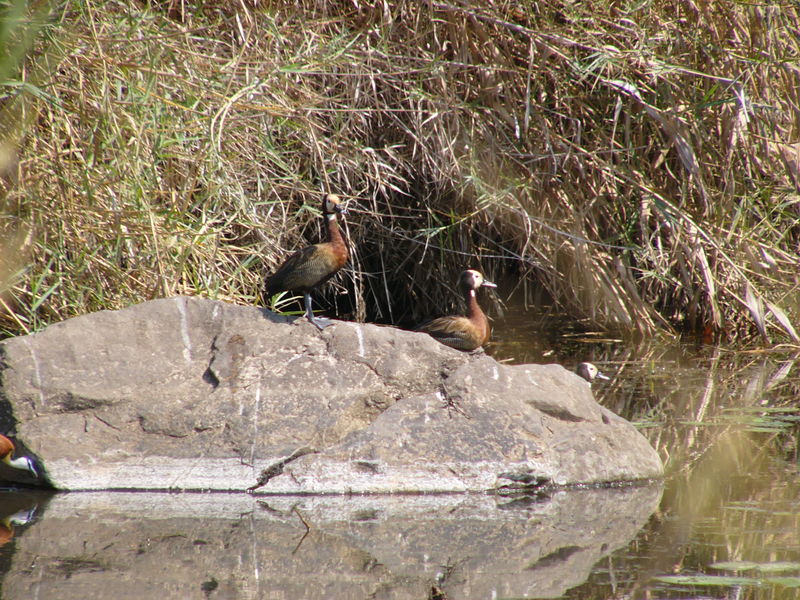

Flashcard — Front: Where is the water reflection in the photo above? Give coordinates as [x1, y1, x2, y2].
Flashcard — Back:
[0, 485, 660, 599]
[490, 303, 800, 599]
[565, 456, 800, 599]
[0, 490, 45, 548]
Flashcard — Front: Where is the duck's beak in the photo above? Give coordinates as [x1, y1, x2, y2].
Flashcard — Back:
[595, 371, 611, 381]
[482, 279, 497, 289]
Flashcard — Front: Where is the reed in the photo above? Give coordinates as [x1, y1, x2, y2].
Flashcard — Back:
[1, 0, 798, 342]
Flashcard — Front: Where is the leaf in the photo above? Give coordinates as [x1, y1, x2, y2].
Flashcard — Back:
[652, 574, 758, 586]
[754, 562, 800, 573]
[765, 301, 800, 342]
[766, 361, 795, 391]
[767, 577, 800, 588]
[605, 77, 698, 176]
[709, 561, 762, 571]
[606, 79, 643, 101]
[744, 283, 767, 340]
[693, 243, 721, 327]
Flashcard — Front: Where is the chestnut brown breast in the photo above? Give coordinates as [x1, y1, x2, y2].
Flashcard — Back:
[0, 435, 14, 462]
[416, 269, 496, 351]
[418, 313, 490, 351]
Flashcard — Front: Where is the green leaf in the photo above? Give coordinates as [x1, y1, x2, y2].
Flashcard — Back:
[766, 577, 800, 588]
[652, 574, 758, 586]
[710, 561, 800, 573]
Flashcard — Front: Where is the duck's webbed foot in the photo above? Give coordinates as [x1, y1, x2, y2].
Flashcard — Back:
[304, 293, 334, 330]
[309, 316, 334, 330]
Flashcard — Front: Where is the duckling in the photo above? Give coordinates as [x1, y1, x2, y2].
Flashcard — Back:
[417, 269, 497, 351]
[265, 194, 349, 330]
[576, 362, 610, 383]
[0, 434, 37, 478]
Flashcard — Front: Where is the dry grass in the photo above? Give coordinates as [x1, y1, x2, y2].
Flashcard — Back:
[1, 0, 799, 341]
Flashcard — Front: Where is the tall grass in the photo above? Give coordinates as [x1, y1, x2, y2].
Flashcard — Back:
[1, 0, 798, 342]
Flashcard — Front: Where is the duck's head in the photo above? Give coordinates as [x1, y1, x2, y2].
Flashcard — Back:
[576, 362, 610, 383]
[3, 453, 37, 479]
[322, 193, 345, 216]
[460, 269, 497, 292]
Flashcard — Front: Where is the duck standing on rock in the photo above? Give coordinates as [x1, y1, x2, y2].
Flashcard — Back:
[417, 269, 497, 351]
[264, 194, 349, 330]
[0, 434, 37, 478]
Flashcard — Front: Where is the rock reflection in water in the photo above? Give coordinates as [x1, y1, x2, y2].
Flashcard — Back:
[1, 484, 662, 599]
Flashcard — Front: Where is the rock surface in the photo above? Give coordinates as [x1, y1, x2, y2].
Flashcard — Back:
[0, 296, 662, 491]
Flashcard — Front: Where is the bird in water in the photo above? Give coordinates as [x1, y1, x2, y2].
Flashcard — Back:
[576, 362, 610, 383]
[264, 194, 349, 330]
[0, 434, 37, 478]
[416, 269, 497, 351]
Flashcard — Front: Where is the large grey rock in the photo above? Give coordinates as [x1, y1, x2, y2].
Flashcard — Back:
[0, 296, 662, 491]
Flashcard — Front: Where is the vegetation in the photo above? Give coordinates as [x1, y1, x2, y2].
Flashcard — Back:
[1, 0, 799, 342]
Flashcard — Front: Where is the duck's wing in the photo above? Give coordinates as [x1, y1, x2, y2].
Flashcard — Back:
[417, 315, 479, 350]
[265, 244, 330, 293]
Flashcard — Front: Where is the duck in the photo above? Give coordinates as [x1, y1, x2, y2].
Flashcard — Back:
[0, 508, 36, 547]
[0, 434, 37, 478]
[264, 194, 349, 330]
[417, 269, 497, 351]
[576, 362, 610, 383]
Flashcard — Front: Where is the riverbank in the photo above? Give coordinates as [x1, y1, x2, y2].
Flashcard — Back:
[1, 1, 798, 342]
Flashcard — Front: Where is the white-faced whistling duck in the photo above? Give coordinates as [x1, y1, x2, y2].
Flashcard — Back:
[0, 434, 37, 478]
[416, 269, 497, 351]
[576, 362, 610, 383]
[265, 194, 348, 330]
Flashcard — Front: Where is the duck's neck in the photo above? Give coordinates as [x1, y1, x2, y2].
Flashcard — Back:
[465, 288, 482, 320]
[326, 213, 344, 247]
[465, 288, 490, 344]
[325, 213, 348, 266]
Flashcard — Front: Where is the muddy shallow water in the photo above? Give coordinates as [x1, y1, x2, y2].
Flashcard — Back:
[0, 306, 798, 599]
[491, 304, 800, 600]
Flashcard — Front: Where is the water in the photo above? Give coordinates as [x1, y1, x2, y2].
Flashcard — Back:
[490, 305, 800, 600]
[0, 307, 798, 599]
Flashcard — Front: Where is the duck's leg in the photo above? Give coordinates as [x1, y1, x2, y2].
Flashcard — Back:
[304, 292, 333, 330]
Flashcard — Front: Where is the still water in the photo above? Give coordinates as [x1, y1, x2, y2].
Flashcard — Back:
[493, 306, 800, 600]
[0, 307, 798, 599]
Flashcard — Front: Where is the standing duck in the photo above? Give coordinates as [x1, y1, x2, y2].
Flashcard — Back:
[0, 434, 37, 478]
[576, 362, 610, 383]
[417, 269, 497, 351]
[265, 194, 349, 330]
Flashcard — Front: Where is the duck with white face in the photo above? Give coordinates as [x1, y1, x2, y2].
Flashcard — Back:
[0, 434, 37, 479]
[576, 362, 611, 383]
[264, 194, 349, 330]
[416, 269, 497, 351]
